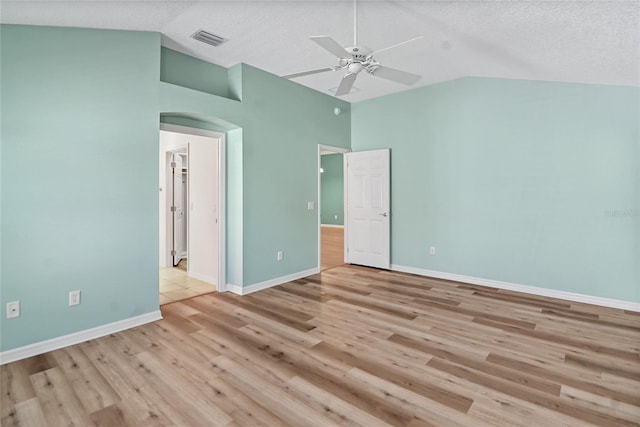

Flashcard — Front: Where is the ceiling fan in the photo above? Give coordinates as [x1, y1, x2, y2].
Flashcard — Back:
[282, 0, 423, 96]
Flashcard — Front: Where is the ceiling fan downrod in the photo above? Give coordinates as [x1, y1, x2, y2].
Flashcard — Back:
[353, 0, 358, 46]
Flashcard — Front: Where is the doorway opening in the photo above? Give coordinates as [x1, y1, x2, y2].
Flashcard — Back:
[159, 124, 226, 305]
[318, 144, 350, 271]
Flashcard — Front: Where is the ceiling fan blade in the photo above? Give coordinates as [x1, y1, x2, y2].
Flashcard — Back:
[310, 36, 350, 58]
[335, 73, 357, 96]
[282, 67, 336, 79]
[372, 36, 424, 56]
[371, 66, 421, 86]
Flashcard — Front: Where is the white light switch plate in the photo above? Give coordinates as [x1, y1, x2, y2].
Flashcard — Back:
[69, 290, 81, 306]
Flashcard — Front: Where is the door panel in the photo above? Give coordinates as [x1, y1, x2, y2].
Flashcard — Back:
[371, 175, 384, 208]
[188, 136, 219, 285]
[345, 149, 390, 269]
[352, 175, 365, 208]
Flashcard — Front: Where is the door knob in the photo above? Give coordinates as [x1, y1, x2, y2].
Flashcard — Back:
[379, 212, 389, 217]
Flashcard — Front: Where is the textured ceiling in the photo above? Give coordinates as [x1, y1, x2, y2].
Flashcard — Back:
[2, 1, 638, 103]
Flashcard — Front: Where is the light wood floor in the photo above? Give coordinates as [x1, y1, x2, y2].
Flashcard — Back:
[321, 225, 344, 271]
[159, 265, 215, 305]
[2, 265, 639, 426]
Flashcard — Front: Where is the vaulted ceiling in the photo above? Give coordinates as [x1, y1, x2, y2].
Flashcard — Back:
[2, 1, 638, 102]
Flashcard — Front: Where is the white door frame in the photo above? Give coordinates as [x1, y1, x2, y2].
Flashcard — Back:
[160, 123, 227, 292]
[168, 148, 188, 267]
[317, 144, 351, 271]
[162, 146, 188, 268]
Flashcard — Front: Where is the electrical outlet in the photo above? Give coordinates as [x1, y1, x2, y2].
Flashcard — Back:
[334, 215, 338, 220]
[6, 301, 20, 319]
[69, 290, 81, 306]
[277, 250, 283, 261]
[430, 246, 436, 255]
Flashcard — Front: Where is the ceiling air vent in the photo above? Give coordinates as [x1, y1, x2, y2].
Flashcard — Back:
[191, 30, 228, 47]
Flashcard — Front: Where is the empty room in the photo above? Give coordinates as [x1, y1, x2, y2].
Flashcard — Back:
[1, 1, 638, 426]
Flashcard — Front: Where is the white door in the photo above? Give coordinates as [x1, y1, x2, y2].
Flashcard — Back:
[171, 153, 186, 266]
[187, 136, 219, 285]
[345, 149, 390, 269]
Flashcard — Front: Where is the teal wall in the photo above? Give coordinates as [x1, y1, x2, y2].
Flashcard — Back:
[1, 24, 350, 352]
[239, 65, 350, 285]
[160, 47, 229, 98]
[0, 25, 161, 351]
[352, 77, 640, 303]
[321, 154, 344, 225]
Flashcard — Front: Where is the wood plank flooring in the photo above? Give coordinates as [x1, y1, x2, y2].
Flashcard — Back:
[2, 265, 639, 426]
[321, 225, 344, 271]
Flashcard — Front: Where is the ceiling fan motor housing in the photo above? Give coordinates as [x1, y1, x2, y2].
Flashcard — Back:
[346, 46, 372, 61]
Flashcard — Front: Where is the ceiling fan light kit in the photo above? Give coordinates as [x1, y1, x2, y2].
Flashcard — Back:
[282, 0, 423, 97]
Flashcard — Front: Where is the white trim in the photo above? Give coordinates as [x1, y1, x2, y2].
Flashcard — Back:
[217, 135, 227, 292]
[319, 144, 350, 155]
[226, 283, 243, 294]
[160, 123, 223, 139]
[162, 147, 188, 268]
[188, 271, 216, 285]
[390, 264, 640, 312]
[159, 123, 226, 292]
[226, 268, 319, 296]
[343, 155, 348, 264]
[0, 311, 163, 365]
[321, 224, 345, 228]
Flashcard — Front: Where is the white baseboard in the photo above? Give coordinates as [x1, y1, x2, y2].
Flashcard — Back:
[226, 283, 243, 294]
[390, 264, 640, 312]
[321, 224, 345, 228]
[0, 310, 163, 365]
[188, 271, 215, 285]
[226, 267, 319, 296]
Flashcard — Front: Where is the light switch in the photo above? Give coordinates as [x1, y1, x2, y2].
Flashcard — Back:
[307, 201, 315, 210]
[69, 290, 81, 306]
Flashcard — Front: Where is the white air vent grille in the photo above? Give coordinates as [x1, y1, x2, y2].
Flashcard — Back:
[191, 30, 227, 47]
